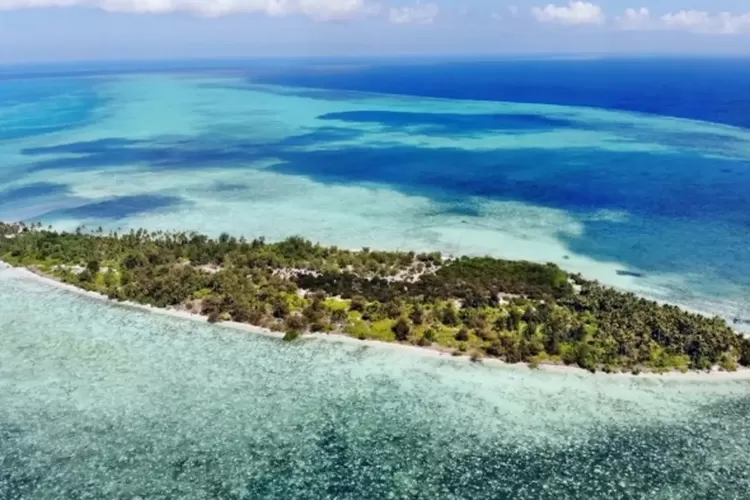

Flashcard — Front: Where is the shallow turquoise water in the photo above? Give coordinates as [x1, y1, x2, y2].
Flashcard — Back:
[1, 268, 750, 499]
[1, 69, 750, 325]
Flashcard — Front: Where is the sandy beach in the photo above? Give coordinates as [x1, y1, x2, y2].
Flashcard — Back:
[3, 259, 750, 381]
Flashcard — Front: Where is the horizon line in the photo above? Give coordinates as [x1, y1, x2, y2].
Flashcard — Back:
[3, 52, 750, 69]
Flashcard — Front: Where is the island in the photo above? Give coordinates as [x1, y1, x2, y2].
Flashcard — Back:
[2, 221, 748, 374]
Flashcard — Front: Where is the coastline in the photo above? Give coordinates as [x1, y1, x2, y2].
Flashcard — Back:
[3, 259, 749, 381]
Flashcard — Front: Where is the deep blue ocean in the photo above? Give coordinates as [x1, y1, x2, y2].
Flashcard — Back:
[8, 57, 749, 126]
[250, 58, 750, 129]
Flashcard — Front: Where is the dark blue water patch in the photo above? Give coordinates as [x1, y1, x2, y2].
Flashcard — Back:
[19, 135, 750, 225]
[22, 138, 140, 156]
[207, 82, 389, 103]
[616, 128, 749, 149]
[22, 138, 268, 174]
[0, 77, 107, 141]
[277, 126, 365, 147]
[559, 215, 750, 284]
[441, 201, 482, 218]
[44, 194, 183, 220]
[616, 270, 645, 278]
[18, 130, 365, 176]
[212, 181, 248, 193]
[309, 109, 750, 157]
[267, 144, 750, 222]
[0, 182, 70, 206]
[318, 111, 576, 136]
[249, 58, 750, 130]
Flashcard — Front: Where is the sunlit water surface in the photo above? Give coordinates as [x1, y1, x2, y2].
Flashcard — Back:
[1, 268, 750, 499]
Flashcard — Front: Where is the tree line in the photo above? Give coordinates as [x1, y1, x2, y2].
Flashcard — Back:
[2, 221, 748, 373]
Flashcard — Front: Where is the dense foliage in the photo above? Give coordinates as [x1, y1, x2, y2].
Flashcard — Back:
[2, 221, 748, 374]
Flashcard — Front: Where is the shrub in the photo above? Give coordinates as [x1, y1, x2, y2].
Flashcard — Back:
[303, 304, 325, 323]
[561, 348, 577, 366]
[417, 335, 432, 347]
[385, 301, 403, 319]
[719, 354, 738, 372]
[331, 309, 348, 324]
[455, 327, 470, 342]
[410, 306, 424, 325]
[272, 299, 290, 319]
[392, 318, 411, 342]
[86, 259, 101, 274]
[350, 296, 367, 312]
[285, 313, 308, 332]
[442, 305, 459, 326]
[103, 270, 118, 289]
[738, 340, 750, 367]
[485, 341, 503, 358]
[476, 328, 492, 341]
[309, 321, 326, 333]
[283, 330, 302, 342]
[78, 269, 94, 283]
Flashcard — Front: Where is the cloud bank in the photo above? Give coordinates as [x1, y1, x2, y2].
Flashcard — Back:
[388, 1, 438, 25]
[660, 10, 750, 35]
[531, 1, 605, 25]
[3, 0, 750, 35]
[616, 7, 650, 30]
[612, 7, 750, 35]
[528, 3, 750, 35]
[0, 0, 379, 19]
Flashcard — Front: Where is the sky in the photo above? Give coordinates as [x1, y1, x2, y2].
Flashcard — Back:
[1, 1, 750, 63]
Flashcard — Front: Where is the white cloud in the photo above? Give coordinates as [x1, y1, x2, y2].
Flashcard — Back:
[616, 7, 651, 30]
[507, 5, 518, 16]
[661, 10, 750, 35]
[389, 1, 437, 24]
[660, 10, 710, 30]
[0, 0, 380, 20]
[531, 1, 604, 25]
[613, 7, 750, 35]
[719, 12, 750, 34]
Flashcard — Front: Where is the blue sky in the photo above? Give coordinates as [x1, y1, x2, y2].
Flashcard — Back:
[1, 1, 749, 62]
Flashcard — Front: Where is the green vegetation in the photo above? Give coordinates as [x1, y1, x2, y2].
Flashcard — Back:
[2, 221, 749, 374]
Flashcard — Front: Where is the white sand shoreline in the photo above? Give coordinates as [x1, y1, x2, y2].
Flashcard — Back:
[3, 259, 750, 381]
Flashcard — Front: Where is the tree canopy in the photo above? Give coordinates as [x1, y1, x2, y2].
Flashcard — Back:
[2, 221, 748, 374]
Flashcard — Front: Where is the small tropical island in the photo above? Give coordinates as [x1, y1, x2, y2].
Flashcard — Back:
[2, 221, 749, 375]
